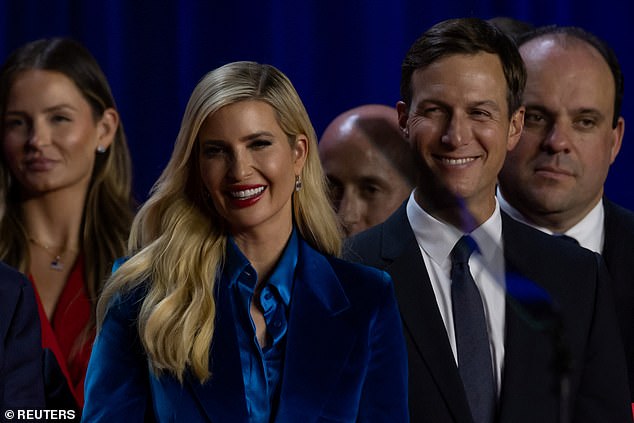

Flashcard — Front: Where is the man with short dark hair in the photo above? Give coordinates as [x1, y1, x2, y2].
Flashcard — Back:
[346, 18, 631, 422]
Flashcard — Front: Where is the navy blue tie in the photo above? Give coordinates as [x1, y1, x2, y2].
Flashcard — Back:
[451, 235, 496, 423]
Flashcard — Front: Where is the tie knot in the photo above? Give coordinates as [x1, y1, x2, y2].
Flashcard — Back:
[451, 235, 479, 265]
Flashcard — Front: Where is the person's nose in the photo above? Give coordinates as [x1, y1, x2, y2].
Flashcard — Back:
[27, 119, 52, 148]
[228, 149, 253, 181]
[441, 113, 469, 147]
[339, 190, 365, 236]
[541, 123, 572, 154]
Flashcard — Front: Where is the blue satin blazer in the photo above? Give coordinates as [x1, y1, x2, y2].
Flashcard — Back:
[82, 237, 408, 422]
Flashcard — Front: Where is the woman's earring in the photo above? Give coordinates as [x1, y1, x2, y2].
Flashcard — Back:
[96, 145, 107, 153]
[295, 175, 303, 192]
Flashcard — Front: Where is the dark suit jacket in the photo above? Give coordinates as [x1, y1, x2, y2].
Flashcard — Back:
[345, 204, 632, 423]
[603, 199, 634, 401]
[0, 261, 45, 413]
[82, 237, 408, 422]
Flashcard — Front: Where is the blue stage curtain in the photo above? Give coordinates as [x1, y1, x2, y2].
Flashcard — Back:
[1, 0, 633, 209]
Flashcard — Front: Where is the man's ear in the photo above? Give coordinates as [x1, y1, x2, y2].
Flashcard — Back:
[396, 101, 409, 137]
[609, 116, 625, 164]
[507, 107, 525, 151]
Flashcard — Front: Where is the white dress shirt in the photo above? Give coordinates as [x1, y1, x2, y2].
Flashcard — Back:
[406, 191, 506, 393]
[497, 189, 605, 254]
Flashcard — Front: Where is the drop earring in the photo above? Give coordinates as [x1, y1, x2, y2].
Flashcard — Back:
[295, 175, 303, 192]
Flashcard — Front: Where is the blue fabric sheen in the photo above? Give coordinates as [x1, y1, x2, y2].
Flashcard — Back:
[223, 229, 298, 423]
[82, 234, 409, 422]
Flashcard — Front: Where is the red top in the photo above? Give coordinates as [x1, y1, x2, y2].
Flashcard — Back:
[29, 255, 94, 408]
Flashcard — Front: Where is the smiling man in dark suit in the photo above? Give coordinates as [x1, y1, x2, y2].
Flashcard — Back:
[346, 18, 632, 423]
[497, 25, 634, 402]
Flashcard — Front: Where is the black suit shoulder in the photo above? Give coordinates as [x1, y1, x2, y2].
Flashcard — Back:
[603, 198, 634, 269]
[343, 224, 386, 267]
[604, 198, 634, 231]
[0, 260, 30, 293]
[343, 202, 412, 270]
[502, 212, 602, 273]
[502, 215, 606, 326]
[502, 213, 610, 322]
[0, 261, 37, 336]
[502, 215, 632, 421]
[0, 261, 45, 410]
[603, 199, 634, 272]
[602, 198, 634, 401]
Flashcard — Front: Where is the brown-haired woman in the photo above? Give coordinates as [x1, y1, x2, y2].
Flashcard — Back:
[0, 38, 135, 413]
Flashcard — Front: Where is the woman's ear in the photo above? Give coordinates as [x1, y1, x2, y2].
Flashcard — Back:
[95, 108, 119, 152]
[293, 135, 308, 174]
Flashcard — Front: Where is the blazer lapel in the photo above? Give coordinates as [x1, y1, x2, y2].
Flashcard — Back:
[499, 214, 552, 420]
[185, 278, 249, 422]
[498, 294, 540, 421]
[381, 205, 472, 422]
[276, 240, 353, 422]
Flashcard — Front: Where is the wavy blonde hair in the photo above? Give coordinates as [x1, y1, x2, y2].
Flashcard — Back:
[0, 38, 134, 342]
[98, 61, 341, 382]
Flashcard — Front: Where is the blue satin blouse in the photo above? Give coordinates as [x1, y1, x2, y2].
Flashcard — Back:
[222, 229, 298, 423]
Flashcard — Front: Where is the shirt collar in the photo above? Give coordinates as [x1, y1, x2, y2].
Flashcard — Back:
[266, 228, 298, 306]
[497, 187, 533, 227]
[224, 238, 251, 287]
[224, 228, 298, 307]
[498, 188, 604, 253]
[565, 200, 604, 252]
[406, 190, 503, 266]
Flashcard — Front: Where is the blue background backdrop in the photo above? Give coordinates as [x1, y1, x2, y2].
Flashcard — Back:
[1, 0, 632, 210]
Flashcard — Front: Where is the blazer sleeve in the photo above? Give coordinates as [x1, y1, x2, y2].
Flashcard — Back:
[572, 254, 632, 423]
[2, 274, 45, 411]
[357, 271, 409, 423]
[82, 290, 152, 422]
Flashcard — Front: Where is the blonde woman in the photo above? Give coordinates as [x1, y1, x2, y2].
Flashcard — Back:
[83, 62, 407, 422]
[0, 38, 134, 411]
